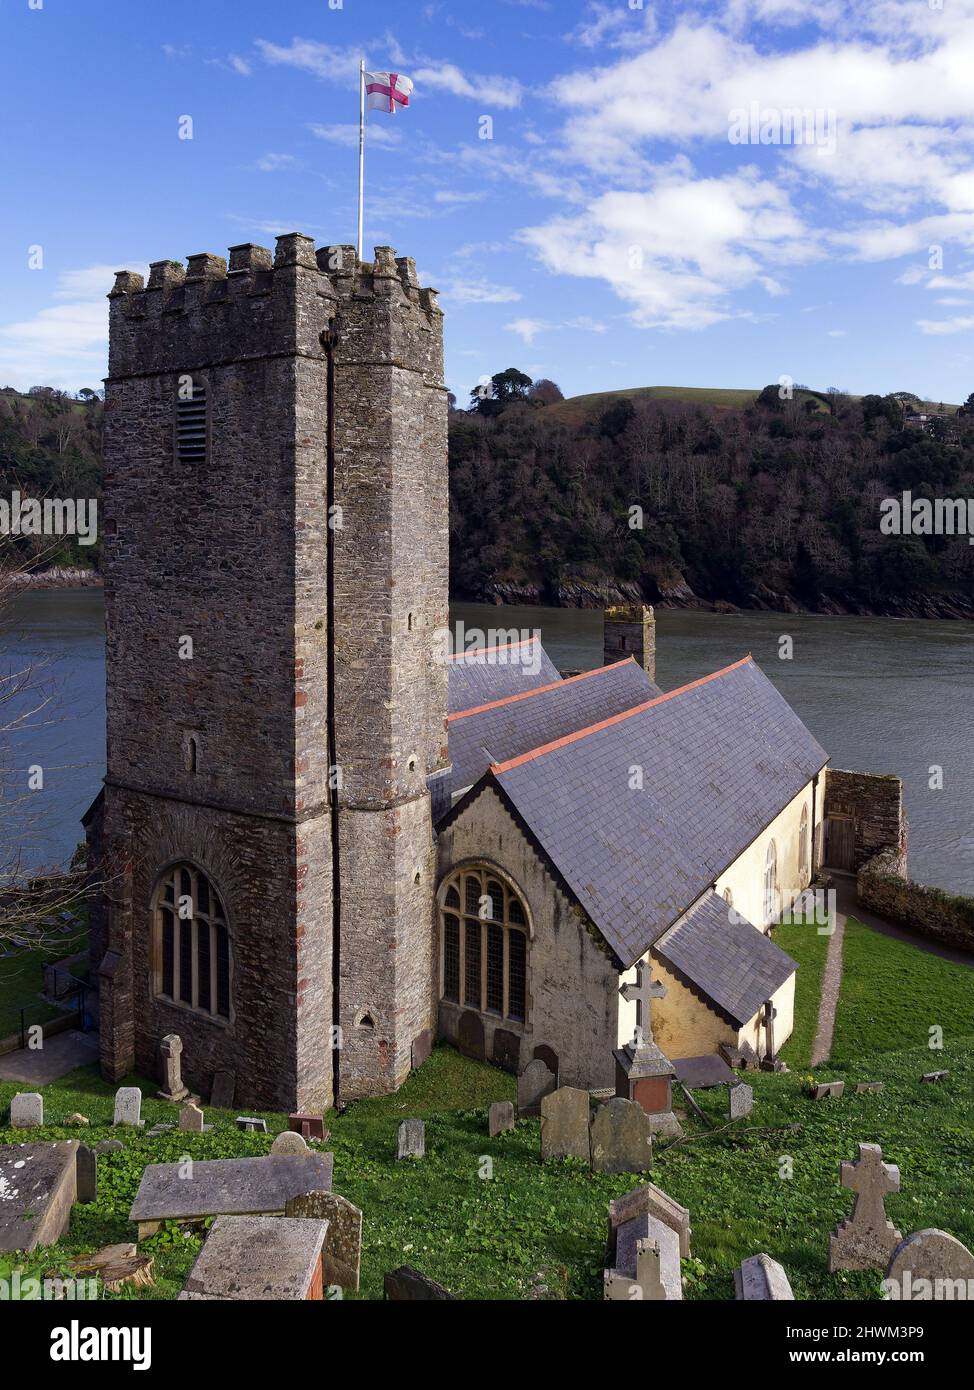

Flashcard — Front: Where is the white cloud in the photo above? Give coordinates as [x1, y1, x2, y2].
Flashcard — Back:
[309, 122, 401, 147]
[505, 318, 550, 344]
[441, 278, 522, 304]
[413, 63, 523, 108]
[255, 153, 302, 172]
[566, 2, 656, 50]
[255, 38, 360, 83]
[917, 316, 974, 335]
[228, 54, 252, 76]
[433, 190, 487, 206]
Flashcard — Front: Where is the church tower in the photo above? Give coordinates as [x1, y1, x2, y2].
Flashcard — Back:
[94, 236, 448, 1111]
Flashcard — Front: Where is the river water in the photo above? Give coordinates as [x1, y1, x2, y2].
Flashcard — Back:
[3, 591, 972, 895]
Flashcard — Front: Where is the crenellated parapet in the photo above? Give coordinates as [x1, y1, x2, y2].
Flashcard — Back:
[107, 235, 443, 385]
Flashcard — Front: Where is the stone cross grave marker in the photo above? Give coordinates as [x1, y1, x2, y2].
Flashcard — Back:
[113, 1087, 143, 1127]
[828, 1142, 903, 1272]
[157, 1034, 191, 1103]
[620, 959, 666, 1050]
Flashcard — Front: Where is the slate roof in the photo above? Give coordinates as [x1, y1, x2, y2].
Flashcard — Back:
[480, 655, 827, 968]
[447, 636, 562, 714]
[655, 892, 797, 1029]
[447, 658, 660, 795]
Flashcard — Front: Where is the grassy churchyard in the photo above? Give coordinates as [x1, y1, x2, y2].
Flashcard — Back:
[1, 915, 972, 1301]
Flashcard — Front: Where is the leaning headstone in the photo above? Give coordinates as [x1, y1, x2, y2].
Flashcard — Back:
[828, 1142, 903, 1272]
[384, 1265, 456, 1300]
[411, 1029, 432, 1071]
[540, 1086, 590, 1162]
[272, 1129, 310, 1156]
[606, 1180, 692, 1261]
[517, 1058, 555, 1117]
[883, 1229, 974, 1300]
[157, 1033, 191, 1103]
[735, 1253, 795, 1300]
[813, 1081, 845, 1100]
[9, 1092, 43, 1128]
[210, 1070, 236, 1109]
[457, 1009, 485, 1061]
[728, 1083, 754, 1120]
[397, 1119, 425, 1160]
[113, 1087, 143, 1127]
[236, 1116, 267, 1133]
[179, 1215, 329, 1301]
[286, 1190, 363, 1292]
[489, 1101, 516, 1137]
[76, 1144, 97, 1204]
[0, 1141, 79, 1252]
[178, 1103, 206, 1133]
[921, 1070, 949, 1083]
[604, 1213, 682, 1301]
[590, 1097, 653, 1174]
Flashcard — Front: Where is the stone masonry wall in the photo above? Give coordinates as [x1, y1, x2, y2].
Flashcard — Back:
[823, 768, 907, 872]
[858, 847, 974, 956]
[603, 604, 656, 683]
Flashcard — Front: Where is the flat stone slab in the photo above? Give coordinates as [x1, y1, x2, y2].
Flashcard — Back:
[884, 1229, 974, 1299]
[921, 1071, 949, 1083]
[129, 1153, 334, 1235]
[672, 1054, 737, 1089]
[178, 1215, 328, 1300]
[0, 1030, 99, 1084]
[0, 1141, 79, 1253]
[735, 1252, 795, 1300]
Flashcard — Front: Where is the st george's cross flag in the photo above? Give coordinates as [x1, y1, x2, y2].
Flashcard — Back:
[365, 71, 413, 114]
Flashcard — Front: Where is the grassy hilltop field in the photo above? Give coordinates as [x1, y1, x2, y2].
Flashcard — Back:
[2, 913, 972, 1301]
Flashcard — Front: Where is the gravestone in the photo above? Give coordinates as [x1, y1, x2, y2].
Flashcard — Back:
[517, 1058, 556, 1117]
[813, 1081, 845, 1100]
[856, 1082, 883, 1094]
[735, 1253, 794, 1300]
[289, 1112, 328, 1142]
[590, 1097, 653, 1174]
[604, 1213, 682, 1301]
[540, 1086, 590, 1162]
[884, 1229, 974, 1300]
[728, 1083, 754, 1120]
[457, 1010, 485, 1062]
[178, 1215, 329, 1300]
[828, 1143, 903, 1272]
[236, 1116, 267, 1133]
[411, 1028, 432, 1071]
[921, 1070, 949, 1083]
[128, 1152, 334, 1239]
[489, 1101, 516, 1137]
[272, 1129, 310, 1156]
[384, 1265, 456, 1300]
[95, 1139, 124, 1155]
[0, 1140, 79, 1252]
[65, 1113, 90, 1126]
[178, 1103, 206, 1132]
[210, 1070, 236, 1109]
[113, 1087, 143, 1127]
[286, 1190, 363, 1292]
[492, 1028, 520, 1074]
[76, 1144, 97, 1204]
[606, 1180, 692, 1260]
[157, 1033, 191, 1103]
[9, 1092, 43, 1128]
[397, 1119, 425, 1160]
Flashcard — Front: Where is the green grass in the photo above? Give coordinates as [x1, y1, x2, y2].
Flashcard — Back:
[775, 917, 833, 1069]
[0, 925, 88, 1040]
[3, 1033, 974, 1301]
[830, 917, 974, 1063]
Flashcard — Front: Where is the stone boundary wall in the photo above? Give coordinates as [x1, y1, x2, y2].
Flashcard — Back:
[858, 848, 974, 956]
[824, 768, 906, 871]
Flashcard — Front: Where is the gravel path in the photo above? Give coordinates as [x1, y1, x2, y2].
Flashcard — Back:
[810, 911, 846, 1068]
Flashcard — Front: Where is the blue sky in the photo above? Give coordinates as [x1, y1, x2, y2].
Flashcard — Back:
[2, 0, 974, 403]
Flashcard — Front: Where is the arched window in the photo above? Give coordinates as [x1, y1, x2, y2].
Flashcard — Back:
[799, 804, 810, 882]
[764, 841, 778, 925]
[439, 866, 528, 1023]
[153, 865, 230, 1020]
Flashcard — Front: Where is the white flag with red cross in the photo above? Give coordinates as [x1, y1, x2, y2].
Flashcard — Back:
[365, 71, 413, 114]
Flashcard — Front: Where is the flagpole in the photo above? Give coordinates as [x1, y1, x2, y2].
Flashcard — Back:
[357, 59, 365, 264]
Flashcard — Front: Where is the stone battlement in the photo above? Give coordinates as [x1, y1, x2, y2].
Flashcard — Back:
[107, 236, 442, 380]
